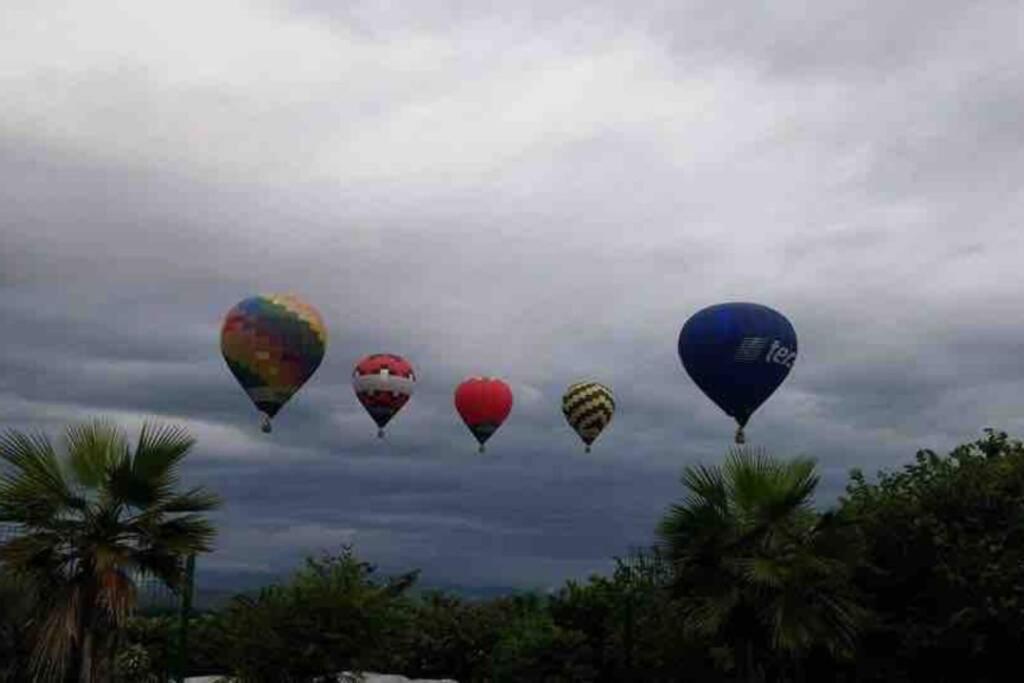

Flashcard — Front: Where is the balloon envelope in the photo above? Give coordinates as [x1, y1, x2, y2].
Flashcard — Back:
[454, 377, 513, 451]
[220, 294, 327, 431]
[678, 302, 796, 440]
[352, 354, 416, 436]
[562, 382, 615, 452]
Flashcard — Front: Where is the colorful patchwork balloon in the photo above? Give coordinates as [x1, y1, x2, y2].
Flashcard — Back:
[562, 381, 615, 452]
[220, 294, 327, 433]
[454, 377, 513, 453]
[352, 354, 416, 438]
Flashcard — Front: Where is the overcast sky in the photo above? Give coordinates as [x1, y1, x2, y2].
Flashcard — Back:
[2, 0, 1023, 593]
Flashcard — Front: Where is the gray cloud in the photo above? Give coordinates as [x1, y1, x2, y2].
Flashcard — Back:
[2, 0, 1022, 592]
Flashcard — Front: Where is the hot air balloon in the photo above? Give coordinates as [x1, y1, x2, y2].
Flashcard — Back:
[678, 302, 797, 444]
[562, 381, 615, 452]
[352, 354, 416, 437]
[220, 294, 327, 433]
[454, 377, 513, 453]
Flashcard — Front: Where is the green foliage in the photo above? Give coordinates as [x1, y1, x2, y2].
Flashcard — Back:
[118, 614, 183, 679]
[214, 546, 418, 682]
[488, 595, 593, 683]
[841, 428, 1024, 682]
[548, 548, 721, 682]
[12, 426, 1021, 683]
[0, 419, 221, 682]
[387, 591, 511, 681]
[658, 448, 867, 682]
[112, 642, 158, 683]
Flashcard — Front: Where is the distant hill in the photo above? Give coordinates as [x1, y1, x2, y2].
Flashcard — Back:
[173, 569, 534, 611]
[136, 583, 534, 616]
[409, 581, 543, 601]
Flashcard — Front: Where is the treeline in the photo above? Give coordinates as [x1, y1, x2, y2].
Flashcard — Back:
[4, 427, 1024, 682]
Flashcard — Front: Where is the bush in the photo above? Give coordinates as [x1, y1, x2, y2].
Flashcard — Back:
[77, 430, 1024, 683]
[214, 547, 417, 682]
[113, 643, 159, 683]
[841, 429, 1024, 682]
[387, 592, 504, 681]
[548, 551, 722, 683]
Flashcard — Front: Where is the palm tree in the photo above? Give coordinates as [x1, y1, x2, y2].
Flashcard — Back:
[0, 569, 38, 682]
[0, 420, 221, 683]
[657, 448, 866, 682]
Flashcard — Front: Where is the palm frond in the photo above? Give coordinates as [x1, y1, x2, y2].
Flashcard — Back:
[771, 589, 815, 653]
[29, 583, 83, 683]
[0, 431, 77, 523]
[107, 455, 166, 509]
[131, 549, 186, 589]
[725, 447, 780, 518]
[161, 487, 223, 513]
[106, 422, 196, 510]
[131, 422, 195, 486]
[735, 555, 788, 590]
[0, 482, 63, 526]
[0, 531, 72, 576]
[64, 420, 128, 490]
[775, 457, 819, 512]
[146, 514, 218, 554]
[681, 463, 729, 509]
[680, 588, 741, 636]
[119, 486, 222, 540]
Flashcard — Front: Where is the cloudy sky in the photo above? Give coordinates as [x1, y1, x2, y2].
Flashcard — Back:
[2, 0, 1023, 593]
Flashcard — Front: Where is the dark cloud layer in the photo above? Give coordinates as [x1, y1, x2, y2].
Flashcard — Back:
[2, 0, 1022, 592]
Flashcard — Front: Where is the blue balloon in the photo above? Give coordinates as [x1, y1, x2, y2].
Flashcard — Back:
[678, 302, 797, 443]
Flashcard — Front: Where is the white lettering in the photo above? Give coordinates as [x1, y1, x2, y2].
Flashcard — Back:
[764, 341, 796, 368]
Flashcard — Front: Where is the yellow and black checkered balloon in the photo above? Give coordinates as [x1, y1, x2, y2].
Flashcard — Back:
[562, 381, 615, 452]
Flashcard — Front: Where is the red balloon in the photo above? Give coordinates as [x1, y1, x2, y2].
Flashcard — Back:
[454, 377, 513, 452]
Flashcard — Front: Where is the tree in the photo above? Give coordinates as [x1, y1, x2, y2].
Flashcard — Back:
[487, 593, 593, 683]
[657, 448, 866, 682]
[391, 591, 509, 682]
[0, 420, 221, 683]
[841, 428, 1024, 682]
[216, 547, 418, 682]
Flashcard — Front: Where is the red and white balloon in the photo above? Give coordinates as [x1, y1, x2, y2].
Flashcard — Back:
[352, 354, 416, 437]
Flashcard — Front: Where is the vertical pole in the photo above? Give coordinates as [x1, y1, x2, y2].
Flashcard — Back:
[173, 554, 196, 683]
[623, 562, 634, 679]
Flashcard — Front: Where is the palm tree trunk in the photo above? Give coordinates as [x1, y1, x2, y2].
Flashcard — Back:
[78, 626, 94, 683]
[743, 640, 765, 683]
[77, 585, 96, 683]
[623, 590, 634, 678]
